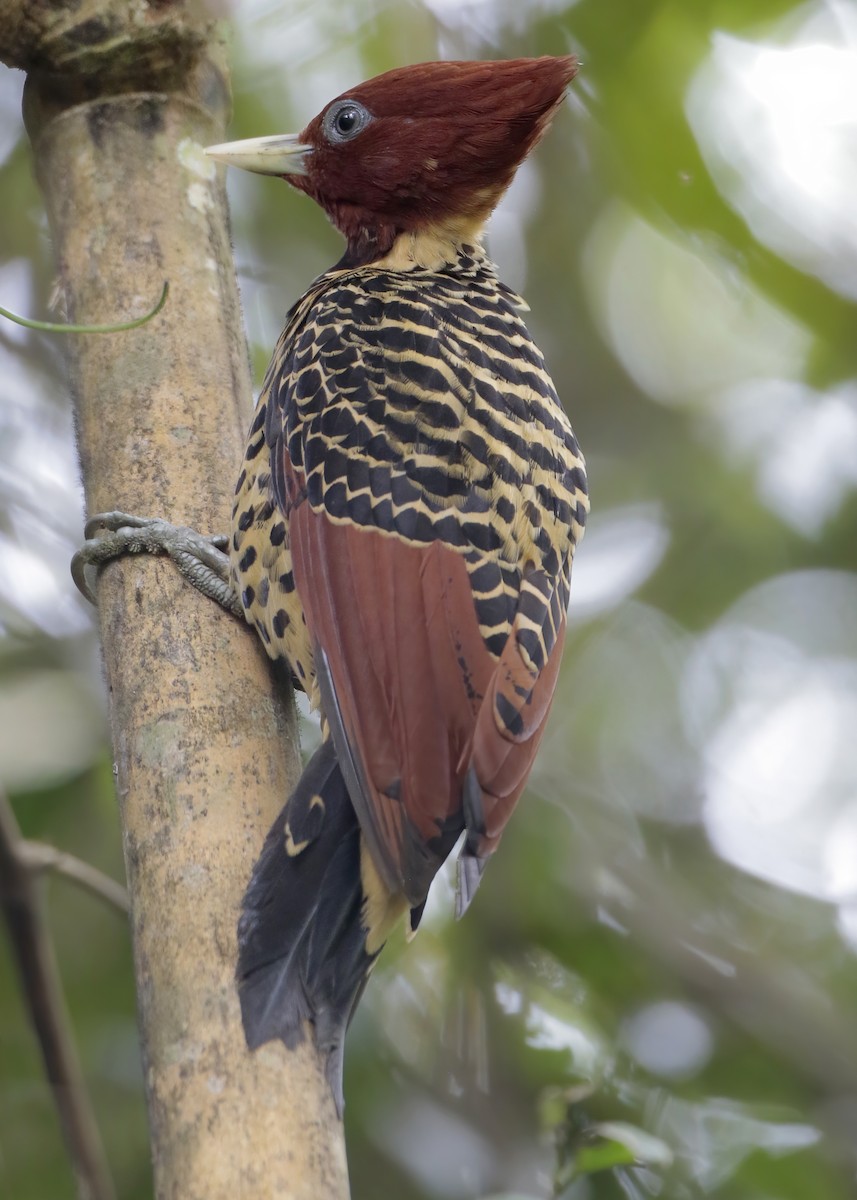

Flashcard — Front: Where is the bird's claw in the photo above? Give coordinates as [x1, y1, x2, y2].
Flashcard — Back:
[82, 510, 160, 541]
[72, 510, 242, 617]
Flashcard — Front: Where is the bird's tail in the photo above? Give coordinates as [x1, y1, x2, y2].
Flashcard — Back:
[237, 737, 376, 1112]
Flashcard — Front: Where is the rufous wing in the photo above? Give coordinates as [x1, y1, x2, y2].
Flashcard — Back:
[290, 502, 566, 909]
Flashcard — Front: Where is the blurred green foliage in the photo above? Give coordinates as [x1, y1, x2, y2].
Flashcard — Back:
[2, 1, 856, 1197]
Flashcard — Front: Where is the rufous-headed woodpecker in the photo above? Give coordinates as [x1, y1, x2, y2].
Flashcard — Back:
[76, 56, 588, 1112]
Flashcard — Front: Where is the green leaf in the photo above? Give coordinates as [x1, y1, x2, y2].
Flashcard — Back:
[592, 1122, 674, 1168]
[573, 1139, 638, 1175]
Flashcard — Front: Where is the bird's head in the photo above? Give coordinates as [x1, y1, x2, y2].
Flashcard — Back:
[207, 56, 578, 265]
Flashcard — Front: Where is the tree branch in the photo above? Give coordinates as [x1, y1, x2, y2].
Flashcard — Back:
[19, 841, 130, 914]
[0, 790, 116, 1200]
[0, 3, 350, 1197]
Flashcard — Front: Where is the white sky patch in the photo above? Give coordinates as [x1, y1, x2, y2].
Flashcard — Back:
[0, 318, 89, 639]
[425, 0, 582, 44]
[712, 379, 857, 537]
[232, 0, 368, 119]
[583, 202, 810, 407]
[0, 671, 104, 791]
[371, 1094, 495, 1197]
[703, 671, 857, 896]
[684, 571, 857, 901]
[524, 1001, 603, 1073]
[0, 538, 58, 619]
[417, 839, 459, 930]
[622, 1001, 714, 1080]
[0, 533, 89, 639]
[569, 503, 670, 620]
[0, 68, 24, 166]
[0, 258, 34, 346]
[687, 2, 857, 300]
[824, 802, 857, 902]
[836, 902, 857, 951]
[493, 961, 607, 1079]
[494, 980, 524, 1016]
[486, 160, 542, 294]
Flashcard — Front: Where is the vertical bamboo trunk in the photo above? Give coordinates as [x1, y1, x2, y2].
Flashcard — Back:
[0, 4, 350, 1197]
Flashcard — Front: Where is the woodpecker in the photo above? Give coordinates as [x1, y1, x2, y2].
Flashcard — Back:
[75, 56, 588, 1111]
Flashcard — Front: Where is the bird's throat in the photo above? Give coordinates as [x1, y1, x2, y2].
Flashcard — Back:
[374, 220, 488, 272]
[339, 213, 488, 273]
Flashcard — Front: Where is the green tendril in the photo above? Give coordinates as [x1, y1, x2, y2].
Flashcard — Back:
[0, 281, 169, 334]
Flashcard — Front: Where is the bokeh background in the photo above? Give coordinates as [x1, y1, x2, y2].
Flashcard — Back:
[2, 1, 857, 1197]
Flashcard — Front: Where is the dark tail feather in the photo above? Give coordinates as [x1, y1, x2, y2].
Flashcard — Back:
[237, 737, 375, 1113]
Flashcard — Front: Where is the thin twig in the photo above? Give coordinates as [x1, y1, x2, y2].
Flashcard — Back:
[0, 280, 169, 333]
[0, 790, 116, 1200]
[19, 841, 130, 914]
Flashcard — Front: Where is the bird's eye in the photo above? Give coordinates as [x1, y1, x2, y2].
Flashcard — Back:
[323, 100, 372, 144]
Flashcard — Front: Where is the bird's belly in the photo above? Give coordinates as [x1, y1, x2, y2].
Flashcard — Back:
[231, 461, 315, 696]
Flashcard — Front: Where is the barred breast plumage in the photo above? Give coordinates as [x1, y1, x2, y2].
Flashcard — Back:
[232, 242, 586, 697]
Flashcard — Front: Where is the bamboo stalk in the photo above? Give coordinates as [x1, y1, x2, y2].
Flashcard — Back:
[0, 5, 350, 1196]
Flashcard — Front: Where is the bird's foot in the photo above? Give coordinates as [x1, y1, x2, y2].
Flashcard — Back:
[72, 510, 243, 618]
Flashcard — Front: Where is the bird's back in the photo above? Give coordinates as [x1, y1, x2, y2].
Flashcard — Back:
[232, 242, 586, 685]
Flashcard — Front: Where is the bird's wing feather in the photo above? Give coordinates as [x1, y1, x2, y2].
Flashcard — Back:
[290, 509, 497, 901]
